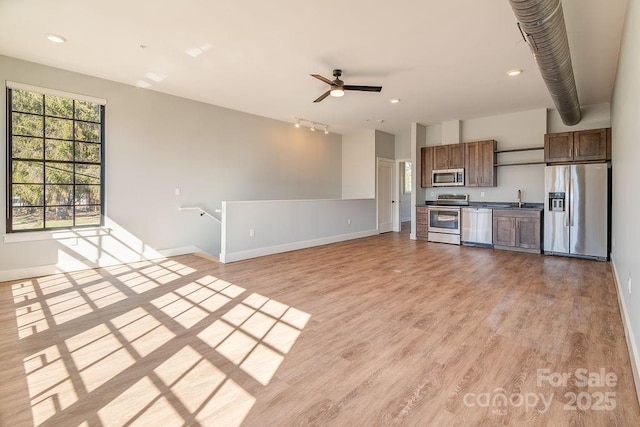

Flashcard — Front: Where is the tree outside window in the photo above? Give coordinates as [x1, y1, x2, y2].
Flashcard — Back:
[7, 87, 104, 232]
[401, 161, 412, 195]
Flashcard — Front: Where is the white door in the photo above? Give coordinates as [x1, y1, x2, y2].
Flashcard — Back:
[377, 158, 394, 233]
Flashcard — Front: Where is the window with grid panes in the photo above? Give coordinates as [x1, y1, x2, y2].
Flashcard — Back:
[7, 86, 104, 232]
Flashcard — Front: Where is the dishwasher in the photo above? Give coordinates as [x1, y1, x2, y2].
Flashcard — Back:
[461, 208, 493, 247]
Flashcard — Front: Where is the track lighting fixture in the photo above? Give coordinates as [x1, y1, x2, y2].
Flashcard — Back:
[293, 118, 329, 134]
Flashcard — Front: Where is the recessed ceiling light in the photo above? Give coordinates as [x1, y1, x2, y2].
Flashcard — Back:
[45, 33, 67, 43]
[390, 98, 401, 104]
[377, 119, 385, 123]
[507, 69, 523, 77]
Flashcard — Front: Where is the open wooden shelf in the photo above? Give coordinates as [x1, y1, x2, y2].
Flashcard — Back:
[496, 161, 546, 167]
[495, 146, 544, 154]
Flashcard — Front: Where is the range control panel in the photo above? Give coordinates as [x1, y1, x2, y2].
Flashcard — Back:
[548, 192, 566, 212]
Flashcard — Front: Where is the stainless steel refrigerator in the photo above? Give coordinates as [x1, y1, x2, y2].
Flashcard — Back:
[544, 163, 609, 260]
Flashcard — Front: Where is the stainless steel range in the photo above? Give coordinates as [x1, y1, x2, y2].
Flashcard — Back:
[427, 194, 469, 245]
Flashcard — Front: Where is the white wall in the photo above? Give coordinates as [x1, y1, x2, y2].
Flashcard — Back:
[548, 103, 612, 133]
[394, 128, 411, 159]
[395, 129, 412, 222]
[342, 130, 375, 199]
[375, 130, 395, 159]
[410, 123, 426, 239]
[611, 0, 640, 401]
[458, 109, 547, 204]
[0, 55, 342, 280]
[220, 199, 377, 262]
[442, 120, 461, 144]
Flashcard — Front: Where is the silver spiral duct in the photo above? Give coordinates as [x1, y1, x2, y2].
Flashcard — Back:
[508, 0, 582, 125]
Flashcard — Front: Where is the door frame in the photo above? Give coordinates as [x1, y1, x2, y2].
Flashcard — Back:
[376, 157, 395, 233]
[394, 158, 411, 232]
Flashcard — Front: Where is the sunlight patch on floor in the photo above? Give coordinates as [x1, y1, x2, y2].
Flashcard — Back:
[11, 259, 311, 426]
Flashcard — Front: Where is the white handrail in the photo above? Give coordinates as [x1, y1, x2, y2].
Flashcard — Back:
[179, 206, 222, 224]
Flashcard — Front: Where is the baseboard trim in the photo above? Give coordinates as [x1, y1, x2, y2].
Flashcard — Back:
[220, 229, 378, 263]
[611, 255, 640, 405]
[0, 245, 203, 283]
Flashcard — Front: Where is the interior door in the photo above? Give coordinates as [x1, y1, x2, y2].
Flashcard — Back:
[377, 159, 394, 233]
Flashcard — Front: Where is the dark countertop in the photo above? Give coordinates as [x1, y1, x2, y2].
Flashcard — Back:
[418, 201, 544, 210]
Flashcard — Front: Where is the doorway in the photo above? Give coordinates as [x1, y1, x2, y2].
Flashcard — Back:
[377, 158, 394, 233]
[397, 159, 412, 233]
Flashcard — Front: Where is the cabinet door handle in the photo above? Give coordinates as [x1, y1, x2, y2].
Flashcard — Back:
[569, 148, 572, 158]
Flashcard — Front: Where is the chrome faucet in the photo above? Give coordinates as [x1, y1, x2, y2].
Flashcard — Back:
[517, 189, 523, 208]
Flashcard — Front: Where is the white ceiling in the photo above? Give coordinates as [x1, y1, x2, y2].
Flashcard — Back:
[0, 0, 628, 135]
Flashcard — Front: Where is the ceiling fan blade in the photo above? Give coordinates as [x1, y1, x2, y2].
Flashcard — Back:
[344, 85, 383, 92]
[311, 74, 333, 85]
[313, 90, 331, 103]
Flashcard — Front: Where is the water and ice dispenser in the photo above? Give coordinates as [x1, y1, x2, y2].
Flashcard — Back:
[548, 192, 566, 212]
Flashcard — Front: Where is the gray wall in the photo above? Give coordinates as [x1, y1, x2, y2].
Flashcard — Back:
[416, 106, 611, 205]
[0, 55, 342, 274]
[611, 0, 640, 398]
[342, 130, 375, 199]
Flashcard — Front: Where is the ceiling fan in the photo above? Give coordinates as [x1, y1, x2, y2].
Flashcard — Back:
[310, 69, 382, 103]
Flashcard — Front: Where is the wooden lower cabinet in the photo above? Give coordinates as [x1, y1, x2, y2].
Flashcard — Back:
[492, 209, 542, 253]
[416, 206, 428, 239]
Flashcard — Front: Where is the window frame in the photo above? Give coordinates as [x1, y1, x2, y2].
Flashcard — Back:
[6, 86, 106, 233]
[401, 161, 412, 195]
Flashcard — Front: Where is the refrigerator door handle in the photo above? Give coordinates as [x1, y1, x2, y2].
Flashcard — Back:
[566, 167, 572, 227]
[569, 169, 575, 227]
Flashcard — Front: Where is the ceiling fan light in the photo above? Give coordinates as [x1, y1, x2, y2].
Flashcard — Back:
[324, 126, 329, 135]
[330, 88, 345, 97]
[294, 118, 300, 128]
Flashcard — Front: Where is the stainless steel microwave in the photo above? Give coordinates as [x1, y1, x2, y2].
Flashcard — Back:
[432, 168, 465, 187]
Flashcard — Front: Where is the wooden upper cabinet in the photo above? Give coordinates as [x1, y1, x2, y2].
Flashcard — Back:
[433, 146, 449, 170]
[448, 144, 464, 169]
[574, 129, 607, 161]
[544, 132, 574, 163]
[432, 144, 464, 170]
[544, 128, 610, 163]
[420, 147, 434, 188]
[464, 143, 479, 186]
[479, 140, 497, 187]
[465, 140, 496, 187]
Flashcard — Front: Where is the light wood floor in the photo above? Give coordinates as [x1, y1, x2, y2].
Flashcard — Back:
[1, 231, 639, 426]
